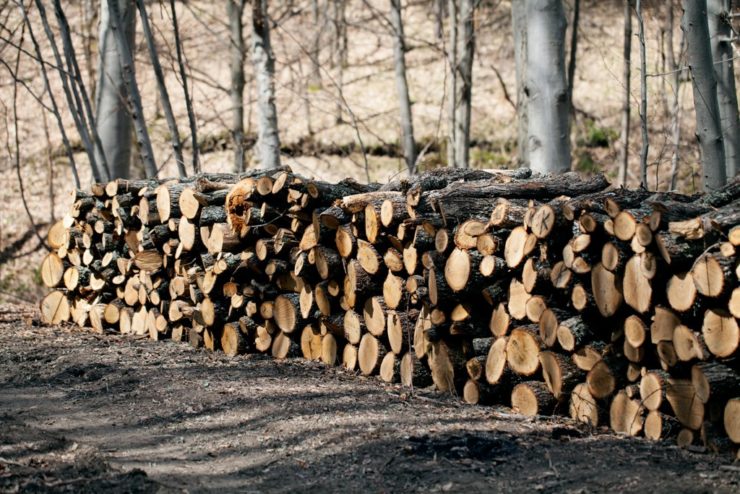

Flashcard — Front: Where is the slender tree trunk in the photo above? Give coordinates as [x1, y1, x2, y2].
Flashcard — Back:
[525, 0, 570, 174]
[708, 0, 739, 178]
[454, 0, 474, 169]
[636, 0, 649, 188]
[434, 0, 446, 40]
[94, 0, 137, 179]
[20, 1, 80, 188]
[252, 0, 281, 169]
[390, 0, 417, 174]
[512, 0, 528, 168]
[310, 0, 322, 88]
[668, 5, 686, 190]
[137, 0, 185, 177]
[54, 0, 110, 181]
[228, 0, 246, 173]
[682, 0, 727, 190]
[106, 0, 157, 178]
[566, 0, 579, 118]
[447, 0, 457, 167]
[618, 0, 631, 186]
[332, 0, 347, 123]
[170, 0, 199, 174]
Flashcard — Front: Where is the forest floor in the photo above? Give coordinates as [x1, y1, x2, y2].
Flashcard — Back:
[1, 304, 738, 493]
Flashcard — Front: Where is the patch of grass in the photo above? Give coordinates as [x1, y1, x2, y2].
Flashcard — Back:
[470, 147, 511, 169]
[579, 119, 618, 148]
[574, 149, 600, 174]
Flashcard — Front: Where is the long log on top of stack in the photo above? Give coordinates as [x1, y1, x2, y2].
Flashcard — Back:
[41, 167, 740, 454]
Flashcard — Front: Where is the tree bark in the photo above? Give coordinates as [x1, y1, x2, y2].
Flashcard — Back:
[636, 0, 649, 187]
[454, 0, 475, 169]
[512, 0, 528, 168]
[525, 0, 570, 174]
[252, 0, 281, 169]
[228, 0, 246, 173]
[106, 0, 157, 178]
[447, 0, 458, 167]
[682, 0, 727, 190]
[566, 0, 580, 119]
[390, 0, 417, 174]
[618, 0, 631, 186]
[94, 0, 137, 179]
[708, 0, 740, 179]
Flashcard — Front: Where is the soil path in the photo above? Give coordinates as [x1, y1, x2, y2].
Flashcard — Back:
[0, 306, 738, 493]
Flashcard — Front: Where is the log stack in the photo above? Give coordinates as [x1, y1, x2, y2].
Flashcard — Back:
[40, 167, 740, 454]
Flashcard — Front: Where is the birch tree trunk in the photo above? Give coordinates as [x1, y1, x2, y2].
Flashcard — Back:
[252, 0, 281, 169]
[618, 0, 631, 186]
[454, 0, 475, 169]
[525, 0, 570, 174]
[447, 0, 458, 167]
[95, 0, 136, 179]
[708, 0, 739, 179]
[390, 0, 417, 174]
[228, 0, 246, 173]
[682, 0, 727, 190]
[512, 0, 528, 168]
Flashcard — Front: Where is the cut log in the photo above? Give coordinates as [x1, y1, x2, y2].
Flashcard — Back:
[609, 390, 644, 436]
[644, 411, 681, 441]
[724, 398, 740, 443]
[673, 325, 709, 362]
[342, 343, 358, 371]
[40, 291, 70, 325]
[379, 352, 399, 382]
[358, 333, 387, 376]
[321, 333, 338, 365]
[691, 362, 740, 404]
[666, 272, 698, 313]
[41, 253, 65, 288]
[665, 379, 704, 430]
[691, 253, 734, 298]
[591, 262, 623, 317]
[570, 382, 601, 426]
[556, 316, 591, 352]
[504, 226, 536, 268]
[272, 331, 300, 359]
[640, 370, 670, 412]
[400, 352, 433, 388]
[702, 308, 738, 358]
[221, 322, 247, 357]
[300, 324, 323, 360]
[274, 293, 305, 334]
[506, 326, 542, 376]
[540, 350, 582, 399]
[512, 381, 557, 416]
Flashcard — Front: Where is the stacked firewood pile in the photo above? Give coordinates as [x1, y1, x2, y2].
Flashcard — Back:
[39, 166, 739, 453]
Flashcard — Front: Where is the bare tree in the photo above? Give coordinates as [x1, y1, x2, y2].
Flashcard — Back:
[170, 0, 199, 174]
[390, 0, 416, 173]
[708, 0, 739, 179]
[636, 0, 648, 187]
[94, 0, 137, 179]
[252, 0, 281, 169]
[525, 0, 570, 174]
[682, 0, 726, 190]
[447, 0, 457, 167]
[453, 0, 475, 169]
[106, 0, 157, 178]
[137, 0, 186, 177]
[667, 3, 686, 190]
[566, 0, 579, 117]
[332, 0, 347, 123]
[512, 0, 528, 168]
[618, 0, 631, 186]
[228, 0, 246, 172]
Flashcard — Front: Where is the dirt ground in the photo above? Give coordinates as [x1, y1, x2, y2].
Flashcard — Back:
[0, 305, 738, 493]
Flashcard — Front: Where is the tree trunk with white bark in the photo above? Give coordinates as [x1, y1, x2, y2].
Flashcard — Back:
[390, 0, 417, 174]
[525, 0, 570, 174]
[512, 0, 528, 168]
[95, 0, 137, 179]
[454, 0, 474, 169]
[228, 0, 246, 173]
[252, 0, 281, 169]
[682, 0, 727, 190]
[708, 0, 739, 179]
